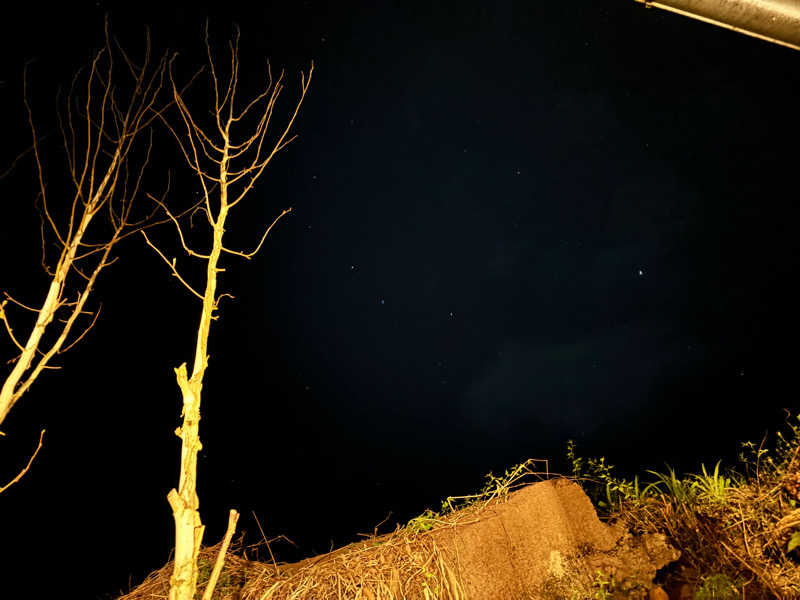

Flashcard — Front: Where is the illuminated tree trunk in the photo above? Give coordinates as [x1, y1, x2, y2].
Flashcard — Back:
[167, 198, 228, 600]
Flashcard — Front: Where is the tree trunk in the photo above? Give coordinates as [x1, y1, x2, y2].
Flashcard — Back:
[167, 196, 228, 600]
[167, 363, 206, 600]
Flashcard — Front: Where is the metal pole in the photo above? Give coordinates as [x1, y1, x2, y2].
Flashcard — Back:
[635, 0, 800, 51]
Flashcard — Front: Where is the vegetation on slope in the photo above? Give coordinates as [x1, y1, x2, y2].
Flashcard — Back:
[567, 412, 800, 598]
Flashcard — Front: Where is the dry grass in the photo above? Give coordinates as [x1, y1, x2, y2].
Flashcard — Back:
[119, 539, 263, 600]
[120, 414, 800, 600]
[119, 504, 479, 600]
[239, 527, 466, 600]
[120, 459, 549, 600]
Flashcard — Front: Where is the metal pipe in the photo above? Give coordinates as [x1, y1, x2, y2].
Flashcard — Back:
[635, 0, 800, 51]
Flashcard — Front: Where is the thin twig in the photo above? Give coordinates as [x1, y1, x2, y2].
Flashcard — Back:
[60, 303, 102, 353]
[0, 429, 46, 494]
[146, 192, 211, 259]
[141, 231, 204, 300]
[221, 207, 292, 259]
[0, 301, 26, 352]
[3, 292, 42, 313]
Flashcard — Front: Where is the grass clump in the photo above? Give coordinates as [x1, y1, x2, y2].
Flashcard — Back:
[694, 573, 743, 600]
[589, 569, 618, 600]
[566, 413, 800, 598]
[407, 457, 549, 531]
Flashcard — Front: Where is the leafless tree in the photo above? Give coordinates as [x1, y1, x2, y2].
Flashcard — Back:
[143, 25, 312, 600]
[0, 21, 174, 491]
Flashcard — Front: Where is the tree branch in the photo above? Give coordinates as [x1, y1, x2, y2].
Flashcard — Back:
[141, 231, 205, 300]
[221, 207, 292, 260]
[201, 509, 240, 600]
[0, 429, 46, 495]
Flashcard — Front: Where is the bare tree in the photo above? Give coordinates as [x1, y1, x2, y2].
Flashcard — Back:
[143, 25, 312, 600]
[0, 21, 172, 490]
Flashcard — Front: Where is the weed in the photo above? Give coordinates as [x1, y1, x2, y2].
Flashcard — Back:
[644, 466, 695, 504]
[591, 569, 616, 600]
[566, 439, 658, 513]
[691, 461, 732, 503]
[407, 508, 441, 533]
[439, 457, 548, 514]
[406, 457, 549, 533]
[566, 413, 800, 598]
[694, 573, 741, 600]
[191, 549, 255, 600]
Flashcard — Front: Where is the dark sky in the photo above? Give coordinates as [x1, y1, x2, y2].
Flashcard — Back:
[1, 2, 799, 598]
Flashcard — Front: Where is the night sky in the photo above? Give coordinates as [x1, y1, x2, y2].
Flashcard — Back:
[1, 2, 799, 598]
